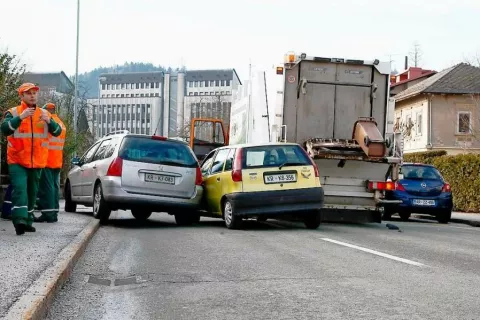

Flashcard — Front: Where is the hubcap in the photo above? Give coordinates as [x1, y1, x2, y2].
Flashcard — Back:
[94, 187, 101, 214]
[225, 201, 233, 225]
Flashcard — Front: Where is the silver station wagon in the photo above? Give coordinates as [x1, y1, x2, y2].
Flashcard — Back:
[64, 131, 203, 225]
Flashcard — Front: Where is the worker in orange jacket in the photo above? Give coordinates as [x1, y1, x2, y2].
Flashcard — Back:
[0, 83, 62, 235]
[35, 103, 66, 223]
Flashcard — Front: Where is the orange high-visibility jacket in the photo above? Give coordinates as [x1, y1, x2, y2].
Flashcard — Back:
[46, 114, 66, 169]
[7, 103, 50, 168]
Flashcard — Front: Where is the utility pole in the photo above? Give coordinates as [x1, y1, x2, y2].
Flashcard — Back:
[74, 0, 80, 145]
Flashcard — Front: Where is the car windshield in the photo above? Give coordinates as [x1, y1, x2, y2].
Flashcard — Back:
[401, 165, 443, 180]
[242, 145, 311, 168]
[119, 136, 198, 168]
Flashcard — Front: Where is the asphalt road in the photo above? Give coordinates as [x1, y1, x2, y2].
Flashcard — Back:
[46, 211, 480, 320]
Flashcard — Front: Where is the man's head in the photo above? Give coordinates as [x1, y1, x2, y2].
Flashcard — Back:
[43, 103, 56, 114]
[18, 83, 40, 107]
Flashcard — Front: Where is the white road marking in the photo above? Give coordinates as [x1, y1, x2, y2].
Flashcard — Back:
[321, 238, 427, 267]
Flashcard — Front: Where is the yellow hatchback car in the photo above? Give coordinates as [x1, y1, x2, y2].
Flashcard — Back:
[199, 143, 325, 229]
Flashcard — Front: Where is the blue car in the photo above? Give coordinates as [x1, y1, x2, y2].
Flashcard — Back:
[384, 163, 453, 223]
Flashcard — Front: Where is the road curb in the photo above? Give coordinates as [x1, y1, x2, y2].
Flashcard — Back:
[413, 214, 480, 227]
[4, 219, 100, 320]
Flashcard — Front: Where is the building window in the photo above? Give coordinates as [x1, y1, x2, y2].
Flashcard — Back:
[156, 82, 160, 88]
[457, 111, 472, 134]
[221, 91, 225, 95]
[194, 92, 198, 96]
[126, 83, 130, 89]
[221, 80, 226, 86]
[121, 83, 125, 89]
[210, 81, 215, 86]
[205, 81, 209, 87]
[226, 91, 231, 95]
[189, 92, 193, 96]
[194, 81, 198, 87]
[215, 92, 219, 95]
[200, 81, 204, 87]
[102, 84, 106, 90]
[227, 80, 231, 86]
[188, 81, 193, 87]
[136, 83, 140, 89]
[155, 93, 159, 97]
[107, 84, 111, 90]
[215, 80, 220, 86]
[121, 94, 125, 98]
[416, 112, 422, 135]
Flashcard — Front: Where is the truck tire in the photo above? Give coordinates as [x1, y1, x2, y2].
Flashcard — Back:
[399, 211, 411, 221]
[131, 210, 152, 221]
[304, 210, 322, 229]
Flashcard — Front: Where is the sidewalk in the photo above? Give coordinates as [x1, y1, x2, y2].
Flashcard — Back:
[0, 202, 96, 319]
[413, 212, 480, 227]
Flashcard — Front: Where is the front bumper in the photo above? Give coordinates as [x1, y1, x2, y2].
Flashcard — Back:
[226, 187, 324, 217]
[101, 177, 203, 211]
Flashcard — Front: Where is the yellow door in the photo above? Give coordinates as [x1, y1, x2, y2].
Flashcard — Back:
[205, 148, 231, 215]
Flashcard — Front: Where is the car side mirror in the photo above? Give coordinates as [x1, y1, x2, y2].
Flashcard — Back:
[71, 157, 81, 166]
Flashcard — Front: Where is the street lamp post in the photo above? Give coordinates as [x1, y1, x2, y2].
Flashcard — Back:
[74, 0, 80, 143]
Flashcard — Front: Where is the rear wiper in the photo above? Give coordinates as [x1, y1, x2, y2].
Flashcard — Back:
[278, 161, 305, 169]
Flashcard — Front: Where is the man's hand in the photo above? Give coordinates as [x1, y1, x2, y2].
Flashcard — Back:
[40, 109, 51, 124]
[20, 108, 35, 120]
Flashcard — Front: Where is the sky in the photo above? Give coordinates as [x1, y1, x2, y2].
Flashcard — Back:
[1, 0, 479, 81]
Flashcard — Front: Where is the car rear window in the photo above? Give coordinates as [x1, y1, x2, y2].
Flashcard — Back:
[119, 136, 198, 168]
[242, 145, 311, 168]
[401, 165, 443, 180]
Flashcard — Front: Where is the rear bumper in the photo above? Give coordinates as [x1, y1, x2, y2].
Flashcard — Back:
[385, 191, 453, 213]
[226, 187, 324, 217]
[101, 177, 203, 211]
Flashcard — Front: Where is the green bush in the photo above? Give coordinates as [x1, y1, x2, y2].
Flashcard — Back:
[404, 151, 480, 212]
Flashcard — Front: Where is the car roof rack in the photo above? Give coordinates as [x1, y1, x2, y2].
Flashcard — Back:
[104, 130, 129, 137]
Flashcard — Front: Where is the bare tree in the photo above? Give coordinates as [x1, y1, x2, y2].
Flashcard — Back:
[409, 42, 423, 68]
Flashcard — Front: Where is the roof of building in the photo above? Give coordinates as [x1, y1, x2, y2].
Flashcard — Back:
[394, 63, 480, 101]
[390, 70, 436, 88]
[185, 69, 242, 84]
[22, 71, 74, 94]
[99, 71, 165, 84]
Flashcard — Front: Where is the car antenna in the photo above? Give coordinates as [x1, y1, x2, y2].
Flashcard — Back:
[153, 114, 162, 136]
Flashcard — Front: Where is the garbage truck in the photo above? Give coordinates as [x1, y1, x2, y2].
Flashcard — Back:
[272, 52, 403, 223]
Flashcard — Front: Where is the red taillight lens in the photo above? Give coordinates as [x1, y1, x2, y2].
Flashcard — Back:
[231, 148, 243, 182]
[442, 183, 451, 193]
[152, 135, 167, 141]
[368, 181, 396, 191]
[396, 182, 406, 191]
[106, 157, 123, 177]
[195, 166, 203, 186]
[312, 162, 320, 178]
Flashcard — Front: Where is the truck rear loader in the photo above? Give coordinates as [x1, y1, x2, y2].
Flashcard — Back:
[273, 52, 402, 223]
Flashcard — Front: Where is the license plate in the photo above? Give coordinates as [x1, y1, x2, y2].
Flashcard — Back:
[412, 199, 435, 206]
[264, 173, 297, 184]
[145, 173, 175, 185]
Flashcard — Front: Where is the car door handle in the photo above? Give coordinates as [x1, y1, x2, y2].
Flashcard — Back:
[216, 177, 221, 182]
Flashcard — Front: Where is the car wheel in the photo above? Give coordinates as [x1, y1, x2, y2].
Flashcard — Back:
[304, 210, 322, 229]
[93, 183, 111, 225]
[223, 200, 242, 229]
[64, 181, 77, 213]
[437, 210, 451, 224]
[174, 212, 198, 226]
[131, 210, 152, 221]
[382, 207, 394, 221]
[399, 211, 411, 221]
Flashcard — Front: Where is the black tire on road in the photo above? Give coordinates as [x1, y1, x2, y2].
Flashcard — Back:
[174, 212, 199, 226]
[304, 210, 322, 229]
[93, 183, 111, 225]
[64, 181, 77, 213]
[437, 210, 452, 224]
[223, 200, 242, 229]
[399, 211, 411, 221]
[131, 210, 152, 221]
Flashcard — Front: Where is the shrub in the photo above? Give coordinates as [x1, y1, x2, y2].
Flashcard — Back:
[403, 150, 480, 212]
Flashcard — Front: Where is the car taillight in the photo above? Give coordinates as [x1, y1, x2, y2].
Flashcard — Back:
[106, 157, 123, 177]
[396, 182, 406, 191]
[231, 148, 243, 182]
[442, 183, 451, 193]
[368, 181, 396, 191]
[152, 135, 167, 141]
[195, 166, 203, 186]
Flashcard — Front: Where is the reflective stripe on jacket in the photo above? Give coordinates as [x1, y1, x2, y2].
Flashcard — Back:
[46, 114, 66, 169]
[7, 103, 49, 168]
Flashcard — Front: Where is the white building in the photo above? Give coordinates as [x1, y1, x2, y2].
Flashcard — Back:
[182, 69, 242, 135]
[88, 69, 241, 141]
[87, 71, 184, 139]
